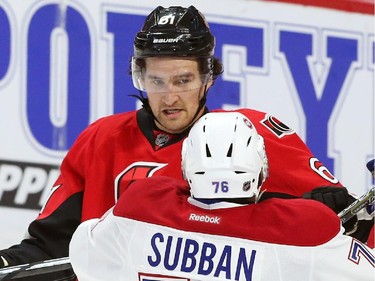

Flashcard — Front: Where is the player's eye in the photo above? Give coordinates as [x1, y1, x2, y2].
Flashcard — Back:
[174, 78, 192, 86]
[151, 79, 164, 86]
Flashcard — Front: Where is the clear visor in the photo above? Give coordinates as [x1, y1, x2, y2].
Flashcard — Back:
[131, 57, 212, 94]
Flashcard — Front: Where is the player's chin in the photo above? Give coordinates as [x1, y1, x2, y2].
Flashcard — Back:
[160, 118, 190, 134]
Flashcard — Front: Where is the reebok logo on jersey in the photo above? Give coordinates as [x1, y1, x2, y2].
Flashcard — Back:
[189, 213, 220, 224]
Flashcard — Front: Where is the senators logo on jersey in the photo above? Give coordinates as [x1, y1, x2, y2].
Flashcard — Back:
[114, 162, 167, 201]
[261, 114, 294, 138]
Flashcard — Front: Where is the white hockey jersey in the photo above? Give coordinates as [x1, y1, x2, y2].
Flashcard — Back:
[69, 176, 374, 281]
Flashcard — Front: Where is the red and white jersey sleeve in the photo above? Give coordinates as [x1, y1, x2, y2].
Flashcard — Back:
[70, 177, 372, 281]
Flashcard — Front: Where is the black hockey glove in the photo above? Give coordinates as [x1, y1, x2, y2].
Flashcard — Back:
[302, 186, 358, 235]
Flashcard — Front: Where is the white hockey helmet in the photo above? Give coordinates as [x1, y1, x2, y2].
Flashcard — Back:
[182, 112, 268, 200]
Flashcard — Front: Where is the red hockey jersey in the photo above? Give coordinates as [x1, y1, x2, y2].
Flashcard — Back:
[0, 108, 342, 267]
[45, 107, 342, 220]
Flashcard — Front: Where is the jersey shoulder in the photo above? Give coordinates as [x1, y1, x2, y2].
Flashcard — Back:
[113, 176, 190, 219]
[255, 198, 342, 246]
[88, 111, 138, 135]
[71, 110, 140, 149]
[212, 108, 296, 137]
[212, 108, 266, 121]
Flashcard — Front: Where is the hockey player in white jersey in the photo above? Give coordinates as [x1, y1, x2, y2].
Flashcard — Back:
[69, 112, 374, 281]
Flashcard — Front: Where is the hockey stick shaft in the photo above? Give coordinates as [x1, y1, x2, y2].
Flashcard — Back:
[338, 159, 375, 223]
[338, 186, 375, 224]
[0, 257, 72, 280]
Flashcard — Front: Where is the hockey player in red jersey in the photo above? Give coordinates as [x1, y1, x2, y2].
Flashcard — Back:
[0, 5, 372, 277]
[70, 112, 374, 281]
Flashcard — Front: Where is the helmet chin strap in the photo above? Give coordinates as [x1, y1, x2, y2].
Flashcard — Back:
[132, 85, 210, 134]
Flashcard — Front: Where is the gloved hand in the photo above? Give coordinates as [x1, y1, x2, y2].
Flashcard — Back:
[357, 202, 375, 220]
[302, 186, 358, 235]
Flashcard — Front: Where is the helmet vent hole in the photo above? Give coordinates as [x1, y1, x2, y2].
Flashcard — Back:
[247, 136, 252, 146]
[195, 171, 205, 175]
[235, 171, 246, 174]
[205, 144, 212, 157]
[226, 144, 233, 157]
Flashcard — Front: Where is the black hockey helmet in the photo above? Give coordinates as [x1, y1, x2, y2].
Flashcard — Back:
[134, 6, 215, 58]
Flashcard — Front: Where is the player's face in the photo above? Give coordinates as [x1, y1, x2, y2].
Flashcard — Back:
[143, 57, 211, 134]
